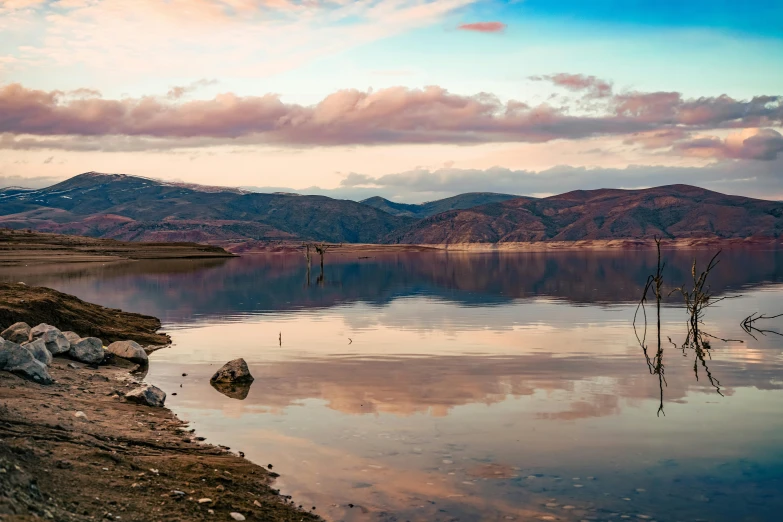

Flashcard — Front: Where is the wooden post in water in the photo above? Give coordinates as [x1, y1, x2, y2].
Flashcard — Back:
[303, 243, 312, 286]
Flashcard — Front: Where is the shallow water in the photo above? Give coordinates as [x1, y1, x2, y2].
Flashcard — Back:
[5, 249, 783, 521]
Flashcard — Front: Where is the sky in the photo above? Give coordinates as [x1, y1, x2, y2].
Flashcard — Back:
[1, 0, 782, 202]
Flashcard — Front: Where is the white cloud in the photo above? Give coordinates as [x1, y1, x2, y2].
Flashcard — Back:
[6, 0, 476, 82]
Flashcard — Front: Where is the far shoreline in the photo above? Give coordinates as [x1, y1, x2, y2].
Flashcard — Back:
[224, 236, 783, 255]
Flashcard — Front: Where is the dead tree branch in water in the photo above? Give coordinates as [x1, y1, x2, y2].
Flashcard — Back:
[633, 243, 740, 415]
[633, 237, 668, 416]
[312, 243, 342, 285]
[302, 242, 341, 285]
[302, 243, 312, 286]
[666, 251, 739, 398]
[741, 312, 783, 340]
[633, 238, 667, 416]
[633, 238, 665, 347]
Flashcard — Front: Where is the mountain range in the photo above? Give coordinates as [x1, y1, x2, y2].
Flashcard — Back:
[360, 193, 522, 219]
[1, 172, 781, 245]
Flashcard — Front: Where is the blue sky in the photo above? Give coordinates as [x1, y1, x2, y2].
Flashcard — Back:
[0, 0, 782, 200]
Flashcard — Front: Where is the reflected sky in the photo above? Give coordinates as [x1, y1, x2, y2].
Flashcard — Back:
[4, 250, 783, 521]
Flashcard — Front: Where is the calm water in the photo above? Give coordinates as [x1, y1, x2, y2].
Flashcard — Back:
[4, 250, 783, 522]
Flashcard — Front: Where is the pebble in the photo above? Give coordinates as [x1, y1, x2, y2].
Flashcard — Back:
[230, 513, 246, 521]
[253, 500, 262, 507]
[198, 498, 212, 504]
[74, 411, 87, 419]
[563, 505, 575, 510]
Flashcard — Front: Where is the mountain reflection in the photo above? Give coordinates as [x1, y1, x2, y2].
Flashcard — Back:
[3, 249, 782, 322]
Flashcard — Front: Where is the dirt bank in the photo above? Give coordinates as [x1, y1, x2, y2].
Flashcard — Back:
[0, 357, 321, 521]
[0, 229, 235, 267]
[0, 283, 169, 346]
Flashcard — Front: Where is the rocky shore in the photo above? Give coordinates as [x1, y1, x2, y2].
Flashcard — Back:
[0, 295, 321, 521]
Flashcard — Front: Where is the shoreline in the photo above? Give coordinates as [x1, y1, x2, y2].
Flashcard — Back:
[0, 229, 235, 267]
[0, 287, 321, 521]
[224, 236, 783, 254]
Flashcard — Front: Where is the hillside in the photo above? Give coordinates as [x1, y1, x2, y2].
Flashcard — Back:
[0, 172, 411, 243]
[385, 185, 783, 244]
[361, 192, 522, 218]
[3, 175, 782, 245]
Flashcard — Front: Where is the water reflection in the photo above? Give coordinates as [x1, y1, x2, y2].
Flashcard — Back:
[631, 246, 780, 416]
[4, 249, 783, 521]
[3, 249, 783, 323]
[211, 380, 253, 400]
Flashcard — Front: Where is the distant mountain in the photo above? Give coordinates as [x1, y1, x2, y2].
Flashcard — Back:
[3, 175, 781, 246]
[361, 193, 523, 218]
[385, 185, 783, 244]
[0, 172, 412, 243]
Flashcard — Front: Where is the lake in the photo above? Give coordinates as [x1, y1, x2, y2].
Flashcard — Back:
[3, 248, 783, 522]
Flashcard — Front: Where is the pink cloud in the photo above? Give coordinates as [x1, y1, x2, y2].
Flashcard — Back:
[675, 128, 783, 161]
[457, 21, 506, 33]
[533, 73, 613, 99]
[623, 129, 689, 149]
[0, 81, 781, 153]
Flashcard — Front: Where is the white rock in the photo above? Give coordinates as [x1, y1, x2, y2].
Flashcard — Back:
[124, 384, 166, 407]
[106, 340, 148, 364]
[210, 358, 254, 383]
[62, 331, 81, 344]
[0, 339, 54, 384]
[1, 322, 31, 344]
[230, 513, 246, 521]
[29, 324, 70, 355]
[70, 337, 105, 365]
[21, 338, 53, 366]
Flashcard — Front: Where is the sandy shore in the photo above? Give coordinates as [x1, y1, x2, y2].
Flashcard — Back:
[0, 358, 321, 521]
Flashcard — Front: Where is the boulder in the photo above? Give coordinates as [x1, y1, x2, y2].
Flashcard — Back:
[1, 322, 31, 344]
[106, 340, 148, 364]
[70, 337, 105, 365]
[210, 358, 254, 384]
[21, 338, 53, 366]
[29, 324, 70, 355]
[124, 384, 166, 407]
[0, 339, 54, 384]
[62, 331, 81, 344]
